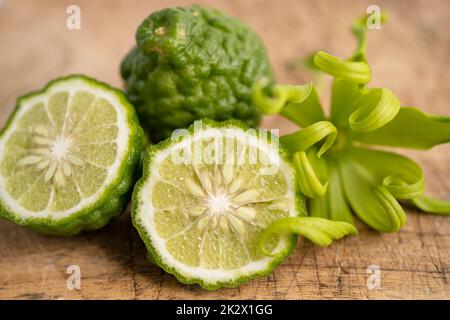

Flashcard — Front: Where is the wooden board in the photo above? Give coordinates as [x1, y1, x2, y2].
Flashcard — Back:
[0, 0, 449, 299]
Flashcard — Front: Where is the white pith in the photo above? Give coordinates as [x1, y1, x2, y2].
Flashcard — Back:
[51, 136, 71, 160]
[136, 128, 297, 283]
[0, 78, 130, 219]
[208, 193, 230, 214]
[17, 124, 85, 186]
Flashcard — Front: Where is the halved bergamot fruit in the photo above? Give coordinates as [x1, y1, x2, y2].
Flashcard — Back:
[0, 75, 144, 235]
[132, 119, 304, 289]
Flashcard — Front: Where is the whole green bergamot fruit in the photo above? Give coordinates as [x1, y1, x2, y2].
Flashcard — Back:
[120, 5, 274, 142]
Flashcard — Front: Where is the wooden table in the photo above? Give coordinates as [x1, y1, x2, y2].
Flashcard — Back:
[0, 0, 449, 299]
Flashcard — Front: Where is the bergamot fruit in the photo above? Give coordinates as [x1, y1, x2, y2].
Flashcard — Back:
[132, 119, 304, 290]
[121, 5, 274, 142]
[0, 75, 144, 236]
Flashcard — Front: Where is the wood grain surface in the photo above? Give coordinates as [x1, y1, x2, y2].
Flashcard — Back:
[0, 0, 449, 299]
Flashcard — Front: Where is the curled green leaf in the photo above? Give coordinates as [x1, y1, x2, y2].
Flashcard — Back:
[293, 150, 328, 198]
[313, 51, 371, 84]
[251, 78, 307, 115]
[329, 80, 400, 133]
[373, 186, 407, 232]
[348, 88, 400, 133]
[410, 196, 450, 216]
[338, 153, 407, 232]
[353, 107, 450, 149]
[259, 217, 357, 256]
[280, 122, 336, 198]
[350, 147, 424, 199]
[280, 121, 337, 157]
[252, 79, 324, 127]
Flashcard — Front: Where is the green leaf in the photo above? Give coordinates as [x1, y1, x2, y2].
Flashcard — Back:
[280, 121, 337, 157]
[329, 80, 400, 133]
[259, 217, 357, 256]
[352, 107, 450, 149]
[410, 196, 450, 216]
[338, 153, 407, 232]
[313, 51, 371, 84]
[251, 80, 325, 127]
[293, 149, 329, 198]
[309, 11, 388, 81]
[281, 87, 324, 127]
[348, 88, 400, 133]
[350, 147, 424, 199]
[251, 79, 308, 115]
[350, 148, 450, 217]
[310, 160, 354, 224]
[280, 121, 336, 198]
[330, 79, 362, 127]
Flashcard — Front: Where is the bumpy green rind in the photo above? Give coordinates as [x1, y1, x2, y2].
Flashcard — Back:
[0, 75, 146, 236]
[131, 118, 305, 290]
[121, 5, 274, 142]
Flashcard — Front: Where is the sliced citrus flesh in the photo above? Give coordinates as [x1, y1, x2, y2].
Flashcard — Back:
[0, 75, 144, 235]
[132, 119, 304, 289]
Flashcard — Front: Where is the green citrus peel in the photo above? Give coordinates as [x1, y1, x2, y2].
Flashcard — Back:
[253, 12, 450, 240]
[121, 5, 273, 142]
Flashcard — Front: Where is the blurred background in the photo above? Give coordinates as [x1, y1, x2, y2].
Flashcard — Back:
[0, 0, 449, 299]
[1, 0, 449, 127]
[1, 0, 448, 195]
